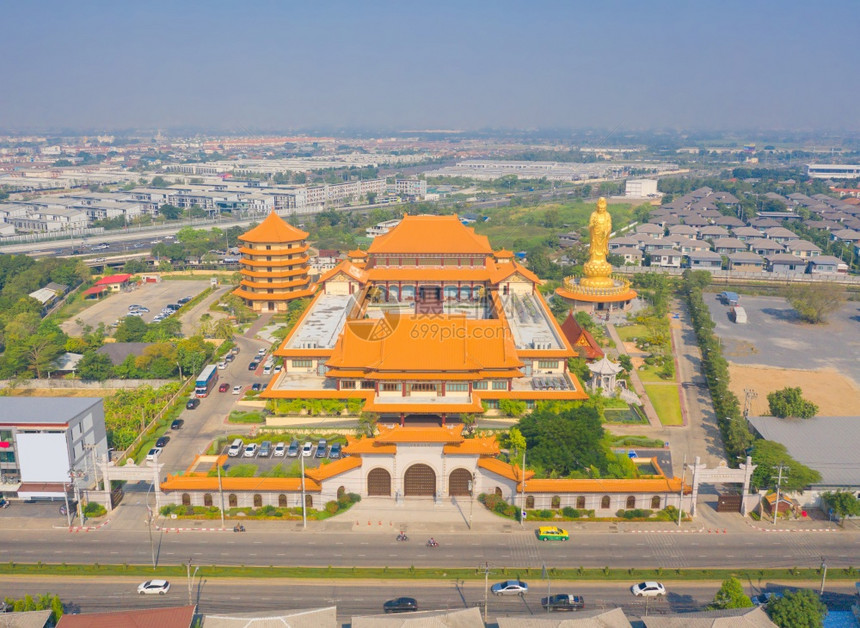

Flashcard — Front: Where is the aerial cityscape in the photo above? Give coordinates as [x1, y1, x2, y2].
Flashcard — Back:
[1, 2, 859, 627]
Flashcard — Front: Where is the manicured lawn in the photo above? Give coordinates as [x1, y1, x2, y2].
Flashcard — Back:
[615, 323, 648, 342]
[643, 384, 683, 426]
[637, 365, 667, 383]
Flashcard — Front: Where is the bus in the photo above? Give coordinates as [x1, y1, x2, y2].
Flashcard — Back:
[195, 364, 219, 398]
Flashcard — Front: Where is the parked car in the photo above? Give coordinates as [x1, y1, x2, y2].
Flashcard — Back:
[217, 361, 227, 370]
[219, 382, 230, 392]
[146, 447, 162, 461]
[752, 592, 783, 606]
[137, 306, 149, 313]
[541, 593, 585, 611]
[329, 442, 342, 459]
[155, 436, 170, 448]
[171, 419, 184, 429]
[492, 580, 528, 596]
[243, 443, 258, 458]
[251, 383, 262, 392]
[631, 582, 666, 597]
[383, 597, 418, 613]
[287, 440, 300, 457]
[273, 442, 286, 457]
[227, 439, 243, 457]
[302, 441, 313, 457]
[257, 348, 267, 356]
[230, 347, 239, 356]
[258, 440, 272, 457]
[138, 579, 170, 595]
[314, 439, 328, 458]
[128, 304, 142, 311]
[232, 385, 242, 395]
[177, 296, 192, 304]
[248, 361, 259, 371]
[225, 353, 234, 363]
[273, 363, 282, 373]
[185, 399, 199, 410]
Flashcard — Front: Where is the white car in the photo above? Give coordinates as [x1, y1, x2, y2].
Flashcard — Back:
[217, 361, 227, 370]
[273, 442, 286, 457]
[138, 579, 170, 595]
[146, 447, 163, 461]
[243, 443, 258, 458]
[492, 580, 529, 596]
[232, 385, 242, 395]
[631, 582, 666, 597]
[302, 441, 313, 457]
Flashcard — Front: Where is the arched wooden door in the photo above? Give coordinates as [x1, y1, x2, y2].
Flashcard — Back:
[448, 468, 472, 496]
[367, 468, 391, 496]
[404, 464, 436, 496]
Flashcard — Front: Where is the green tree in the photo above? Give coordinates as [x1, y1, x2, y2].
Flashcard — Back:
[708, 576, 753, 609]
[750, 440, 821, 492]
[767, 387, 818, 419]
[150, 176, 169, 188]
[507, 427, 527, 459]
[518, 403, 608, 475]
[821, 491, 860, 527]
[114, 316, 148, 342]
[768, 589, 826, 628]
[78, 351, 114, 381]
[158, 204, 182, 220]
[786, 283, 846, 324]
[213, 318, 235, 340]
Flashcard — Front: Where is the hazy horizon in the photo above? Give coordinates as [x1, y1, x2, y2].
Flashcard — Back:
[2, 1, 858, 133]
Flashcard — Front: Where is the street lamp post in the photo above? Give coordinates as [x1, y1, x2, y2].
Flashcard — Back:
[467, 478, 474, 531]
[186, 559, 199, 605]
[819, 557, 827, 596]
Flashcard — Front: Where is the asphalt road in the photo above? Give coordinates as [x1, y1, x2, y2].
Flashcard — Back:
[4, 576, 854, 619]
[1, 525, 857, 571]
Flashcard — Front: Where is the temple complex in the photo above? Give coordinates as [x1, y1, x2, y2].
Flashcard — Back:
[262, 213, 589, 424]
[232, 212, 316, 312]
[555, 197, 637, 313]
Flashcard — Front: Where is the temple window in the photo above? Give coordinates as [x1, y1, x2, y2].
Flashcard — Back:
[447, 383, 468, 392]
[381, 383, 401, 392]
[492, 380, 508, 390]
[361, 381, 376, 390]
[473, 381, 488, 390]
[292, 359, 312, 368]
[340, 381, 356, 389]
[538, 360, 559, 369]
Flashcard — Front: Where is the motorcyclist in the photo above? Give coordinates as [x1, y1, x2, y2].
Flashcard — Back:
[428, 537, 438, 547]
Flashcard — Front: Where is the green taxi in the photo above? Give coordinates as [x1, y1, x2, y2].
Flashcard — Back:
[536, 526, 569, 541]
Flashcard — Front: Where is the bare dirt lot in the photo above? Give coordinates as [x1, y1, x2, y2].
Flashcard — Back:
[728, 364, 860, 416]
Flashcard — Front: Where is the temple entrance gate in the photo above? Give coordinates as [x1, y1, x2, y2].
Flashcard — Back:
[688, 456, 756, 516]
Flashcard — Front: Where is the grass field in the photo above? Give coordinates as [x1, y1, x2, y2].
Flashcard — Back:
[615, 323, 649, 342]
[643, 384, 683, 426]
[637, 365, 667, 383]
[2, 388, 117, 397]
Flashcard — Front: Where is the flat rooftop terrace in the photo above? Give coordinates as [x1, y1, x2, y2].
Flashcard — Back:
[285, 293, 356, 350]
[502, 292, 564, 351]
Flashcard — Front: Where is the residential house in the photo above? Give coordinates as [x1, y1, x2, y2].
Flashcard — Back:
[731, 226, 764, 241]
[807, 255, 844, 274]
[784, 239, 821, 258]
[747, 237, 784, 256]
[608, 236, 640, 251]
[751, 218, 780, 230]
[712, 191, 740, 205]
[727, 251, 765, 272]
[763, 226, 799, 244]
[713, 215, 745, 228]
[613, 246, 643, 266]
[557, 231, 580, 248]
[667, 236, 708, 254]
[649, 249, 683, 268]
[685, 250, 723, 270]
[766, 253, 806, 274]
[667, 224, 697, 237]
[831, 228, 860, 243]
[635, 223, 663, 237]
[640, 238, 676, 254]
[683, 215, 709, 229]
[711, 237, 748, 255]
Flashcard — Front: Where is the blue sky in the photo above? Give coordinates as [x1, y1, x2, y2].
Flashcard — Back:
[1, 1, 857, 132]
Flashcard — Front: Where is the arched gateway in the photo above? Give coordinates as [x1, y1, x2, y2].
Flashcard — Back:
[404, 464, 436, 496]
[448, 468, 473, 496]
[367, 468, 391, 496]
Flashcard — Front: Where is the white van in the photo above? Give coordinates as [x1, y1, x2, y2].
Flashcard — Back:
[227, 439, 243, 457]
[263, 363, 273, 375]
[731, 306, 748, 324]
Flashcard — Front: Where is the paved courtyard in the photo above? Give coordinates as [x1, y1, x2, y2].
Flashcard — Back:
[705, 293, 860, 385]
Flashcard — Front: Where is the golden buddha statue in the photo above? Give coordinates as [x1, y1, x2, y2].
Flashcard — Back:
[580, 197, 614, 288]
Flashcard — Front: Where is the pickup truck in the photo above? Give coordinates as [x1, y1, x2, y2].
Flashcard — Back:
[541, 593, 585, 612]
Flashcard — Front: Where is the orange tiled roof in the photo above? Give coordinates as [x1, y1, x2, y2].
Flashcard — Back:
[368, 214, 493, 255]
[239, 244, 310, 256]
[326, 314, 523, 373]
[344, 436, 397, 455]
[304, 456, 362, 482]
[56, 604, 197, 628]
[477, 458, 534, 483]
[366, 266, 493, 282]
[495, 249, 514, 258]
[241, 267, 309, 279]
[348, 249, 368, 257]
[443, 435, 499, 455]
[161, 474, 321, 492]
[524, 477, 683, 493]
[362, 397, 485, 414]
[326, 369, 523, 381]
[490, 261, 542, 285]
[560, 312, 604, 360]
[375, 424, 464, 444]
[318, 260, 368, 284]
[240, 278, 310, 290]
[239, 211, 309, 243]
[231, 287, 316, 301]
[240, 255, 310, 267]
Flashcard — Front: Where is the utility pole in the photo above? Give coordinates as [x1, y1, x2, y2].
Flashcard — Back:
[300, 450, 307, 529]
[819, 557, 827, 596]
[482, 562, 490, 624]
[677, 454, 686, 527]
[217, 459, 225, 530]
[773, 464, 789, 526]
[520, 448, 526, 527]
[743, 388, 757, 420]
[467, 477, 474, 531]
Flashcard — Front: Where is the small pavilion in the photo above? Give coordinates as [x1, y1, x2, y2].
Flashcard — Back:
[588, 356, 624, 394]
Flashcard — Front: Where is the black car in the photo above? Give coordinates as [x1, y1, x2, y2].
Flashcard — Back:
[541, 593, 585, 611]
[383, 597, 418, 613]
[171, 419, 184, 429]
[251, 383, 262, 392]
[185, 399, 199, 410]
[248, 361, 260, 371]
[177, 296, 192, 304]
[329, 442, 342, 459]
[314, 439, 327, 459]
[155, 436, 170, 448]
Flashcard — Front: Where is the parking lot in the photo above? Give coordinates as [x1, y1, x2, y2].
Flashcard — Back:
[219, 437, 346, 474]
[705, 293, 860, 384]
[61, 279, 211, 336]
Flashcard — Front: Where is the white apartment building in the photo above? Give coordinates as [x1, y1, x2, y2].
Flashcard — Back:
[625, 179, 659, 198]
[806, 164, 860, 179]
[394, 178, 427, 198]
